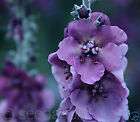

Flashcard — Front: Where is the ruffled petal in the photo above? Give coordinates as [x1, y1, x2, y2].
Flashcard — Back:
[74, 59, 105, 84]
[88, 73, 129, 122]
[67, 19, 97, 42]
[57, 36, 81, 65]
[99, 43, 126, 71]
[48, 52, 72, 86]
[95, 26, 127, 46]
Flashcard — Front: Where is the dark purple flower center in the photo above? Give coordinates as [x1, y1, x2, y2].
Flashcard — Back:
[4, 110, 13, 120]
[79, 81, 108, 100]
[80, 40, 100, 62]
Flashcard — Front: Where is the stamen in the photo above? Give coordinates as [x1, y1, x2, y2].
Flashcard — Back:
[92, 48, 98, 55]
[81, 40, 99, 57]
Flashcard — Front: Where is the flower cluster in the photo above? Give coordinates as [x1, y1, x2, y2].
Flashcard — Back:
[0, 0, 54, 121]
[48, 1, 129, 121]
[0, 61, 54, 122]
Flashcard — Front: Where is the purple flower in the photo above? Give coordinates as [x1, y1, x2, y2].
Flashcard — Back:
[57, 12, 128, 84]
[56, 72, 129, 122]
[48, 53, 129, 122]
[0, 62, 54, 122]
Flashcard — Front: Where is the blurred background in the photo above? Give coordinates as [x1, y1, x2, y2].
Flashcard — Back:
[0, 0, 140, 121]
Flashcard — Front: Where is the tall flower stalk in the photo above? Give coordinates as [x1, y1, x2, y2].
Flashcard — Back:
[6, 0, 37, 69]
[0, 0, 54, 122]
[48, 0, 129, 122]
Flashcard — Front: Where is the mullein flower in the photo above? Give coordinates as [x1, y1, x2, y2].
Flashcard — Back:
[69, 73, 129, 122]
[48, 53, 129, 122]
[0, 0, 54, 122]
[0, 62, 54, 122]
[57, 12, 128, 84]
[55, 73, 129, 122]
[48, 0, 129, 121]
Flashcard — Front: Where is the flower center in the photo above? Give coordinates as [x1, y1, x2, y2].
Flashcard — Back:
[79, 81, 108, 100]
[92, 82, 104, 96]
[4, 110, 13, 120]
[91, 81, 108, 99]
[81, 40, 99, 58]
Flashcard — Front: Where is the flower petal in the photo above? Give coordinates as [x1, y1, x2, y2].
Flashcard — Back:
[90, 12, 111, 25]
[74, 59, 105, 84]
[88, 73, 129, 122]
[95, 26, 127, 46]
[70, 89, 92, 120]
[112, 58, 128, 82]
[67, 19, 97, 42]
[48, 52, 72, 87]
[57, 36, 81, 65]
[99, 43, 125, 71]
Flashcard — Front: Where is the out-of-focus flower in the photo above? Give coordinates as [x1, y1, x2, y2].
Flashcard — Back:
[57, 12, 128, 84]
[0, 61, 54, 122]
[56, 72, 129, 122]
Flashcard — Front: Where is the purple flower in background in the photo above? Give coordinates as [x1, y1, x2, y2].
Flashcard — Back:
[57, 12, 128, 84]
[0, 62, 54, 122]
[56, 72, 129, 122]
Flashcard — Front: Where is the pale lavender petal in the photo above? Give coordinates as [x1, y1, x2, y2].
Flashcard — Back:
[67, 19, 97, 42]
[74, 59, 105, 84]
[57, 36, 81, 65]
[48, 52, 72, 86]
[112, 58, 128, 82]
[108, 26, 128, 45]
[70, 89, 92, 120]
[95, 26, 127, 46]
[99, 43, 125, 71]
[56, 98, 75, 122]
